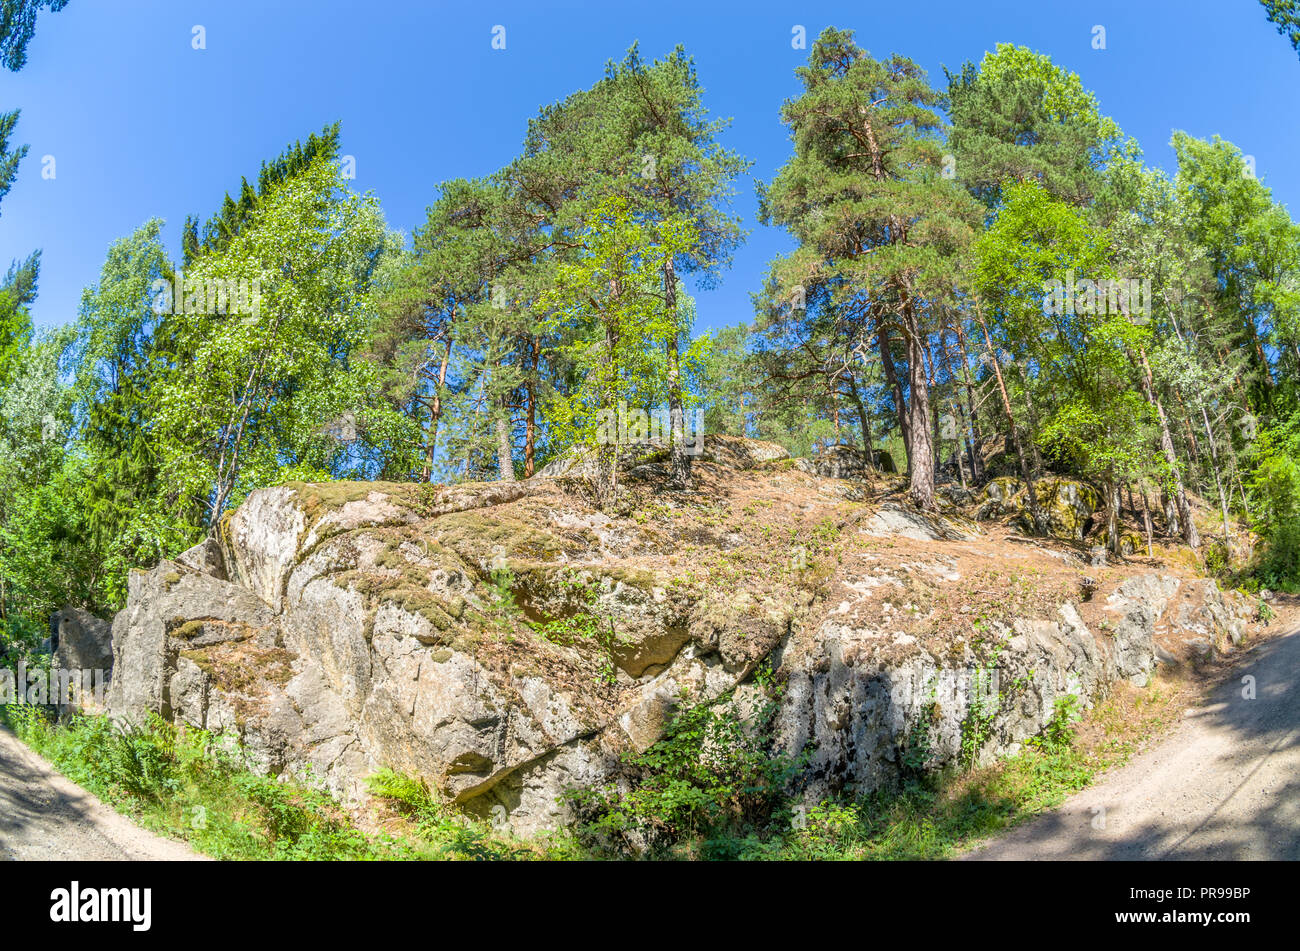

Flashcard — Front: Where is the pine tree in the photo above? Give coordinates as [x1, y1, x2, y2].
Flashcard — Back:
[603, 44, 751, 488]
[761, 27, 981, 510]
[0, 0, 69, 72]
[945, 44, 1128, 209]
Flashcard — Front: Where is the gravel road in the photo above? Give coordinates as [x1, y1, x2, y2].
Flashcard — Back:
[0, 726, 202, 861]
[964, 625, 1300, 860]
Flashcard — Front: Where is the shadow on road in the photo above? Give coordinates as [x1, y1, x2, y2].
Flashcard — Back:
[0, 726, 115, 859]
[966, 628, 1300, 860]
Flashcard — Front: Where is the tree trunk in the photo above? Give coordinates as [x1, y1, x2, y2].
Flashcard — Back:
[495, 401, 516, 483]
[930, 394, 942, 474]
[1140, 484, 1155, 556]
[847, 372, 876, 469]
[1234, 469, 1252, 521]
[421, 406, 437, 483]
[973, 302, 1045, 533]
[877, 322, 911, 473]
[939, 329, 977, 487]
[596, 281, 622, 506]
[1173, 389, 1200, 462]
[663, 258, 691, 490]
[952, 399, 968, 490]
[901, 295, 936, 511]
[1015, 361, 1044, 475]
[1199, 404, 1232, 541]
[524, 335, 538, 478]
[1162, 489, 1180, 537]
[421, 330, 454, 482]
[210, 311, 287, 528]
[931, 396, 941, 475]
[953, 323, 985, 482]
[1137, 346, 1199, 549]
[1106, 474, 1121, 556]
[923, 341, 941, 473]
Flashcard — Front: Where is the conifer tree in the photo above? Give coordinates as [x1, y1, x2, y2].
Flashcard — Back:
[761, 27, 981, 510]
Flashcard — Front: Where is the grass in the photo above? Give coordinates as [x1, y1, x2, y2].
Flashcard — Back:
[0, 704, 571, 861]
[0, 662, 1187, 862]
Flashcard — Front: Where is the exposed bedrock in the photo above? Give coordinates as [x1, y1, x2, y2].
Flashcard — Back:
[102, 438, 1255, 833]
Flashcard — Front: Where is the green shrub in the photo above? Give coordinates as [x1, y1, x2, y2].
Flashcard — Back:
[959, 656, 1003, 770]
[899, 699, 939, 779]
[1251, 416, 1300, 591]
[1034, 694, 1082, 752]
[566, 693, 807, 857]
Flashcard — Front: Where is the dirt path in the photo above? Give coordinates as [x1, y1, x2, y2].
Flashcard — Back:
[0, 726, 203, 861]
[964, 624, 1300, 861]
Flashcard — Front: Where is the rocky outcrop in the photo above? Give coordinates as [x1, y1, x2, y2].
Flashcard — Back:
[812, 445, 871, 480]
[765, 570, 1252, 803]
[106, 562, 279, 726]
[51, 607, 113, 675]
[537, 434, 789, 481]
[810, 445, 899, 479]
[862, 501, 978, 541]
[979, 476, 1103, 541]
[102, 440, 1258, 834]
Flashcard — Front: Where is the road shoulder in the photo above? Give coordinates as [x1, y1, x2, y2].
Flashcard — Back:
[0, 725, 203, 861]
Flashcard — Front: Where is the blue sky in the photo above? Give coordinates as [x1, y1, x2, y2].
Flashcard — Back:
[1, 0, 1296, 334]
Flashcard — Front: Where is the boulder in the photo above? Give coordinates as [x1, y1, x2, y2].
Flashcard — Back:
[1118, 530, 1147, 556]
[50, 608, 113, 709]
[175, 537, 227, 580]
[809, 444, 897, 479]
[772, 600, 1108, 795]
[699, 435, 789, 470]
[1102, 574, 1181, 681]
[50, 607, 113, 676]
[1166, 579, 1252, 652]
[978, 476, 1102, 541]
[813, 444, 870, 480]
[862, 501, 979, 541]
[106, 561, 279, 722]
